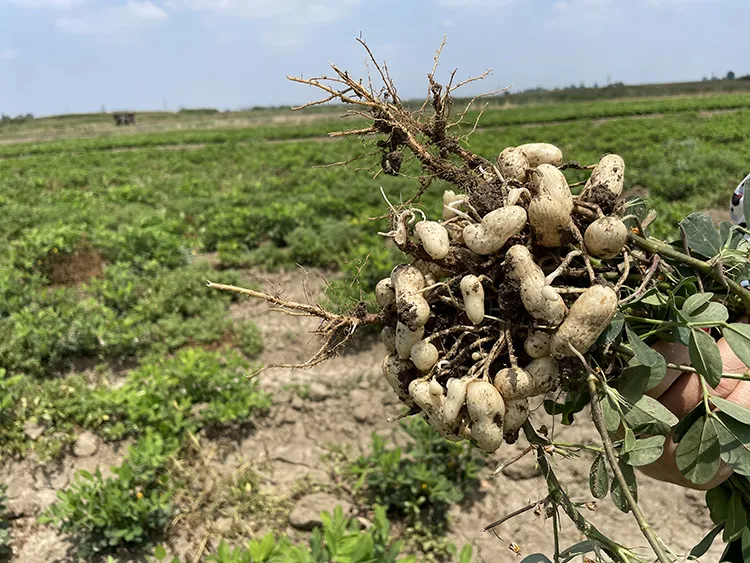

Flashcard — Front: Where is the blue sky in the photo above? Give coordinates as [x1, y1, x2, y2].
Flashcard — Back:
[0, 0, 747, 117]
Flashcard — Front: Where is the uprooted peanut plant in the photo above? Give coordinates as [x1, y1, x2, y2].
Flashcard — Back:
[209, 40, 750, 562]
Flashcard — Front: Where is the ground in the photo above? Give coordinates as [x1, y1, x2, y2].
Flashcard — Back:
[1, 265, 723, 562]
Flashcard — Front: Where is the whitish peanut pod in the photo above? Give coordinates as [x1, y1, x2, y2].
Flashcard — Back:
[530, 164, 573, 209]
[584, 216, 628, 259]
[529, 193, 572, 248]
[583, 154, 625, 199]
[443, 378, 468, 425]
[381, 326, 396, 352]
[392, 264, 430, 330]
[411, 340, 439, 373]
[541, 285, 559, 302]
[503, 398, 529, 435]
[466, 380, 505, 422]
[415, 221, 450, 260]
[525, 355, 560, 394]
[375, 278, 395, 310]
[409, 379, 443, 416]
[550, 285, 618, 358]
[460, 275, 485, 325]
[382, 353, 417, 406]
[395, 322, 425, 360]
[429, 378, 443, 396]
[471, 420, 504, 453]
[524, 331, 551, 359]
[518, 143, 563, 168]
[506, 245, 568, 326]
[463, 205, 527, 255]
[443, 190, 463, 220]
[497, 147, 529, 182]
[494, 367, 535, 400]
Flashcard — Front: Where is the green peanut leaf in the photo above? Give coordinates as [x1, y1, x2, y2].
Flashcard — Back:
[689, 328, 723, 388]
[674, 402, 707, 444]
[622, 427, 637, 453]
[675, 415, 721, 485]
[625, 325, 666, 391]
[589, 454, 609, 500]
[622, 394, 679, 435]
[602, 393, 622, 434]
[723, 490, 747, 543]
[680, 212, 722, 258]
[622, 435, 666, 467]
[711, 396, 750, 425]
[597, 311, 625, 346]
[715, 413, 750, 477]
[682, 293, 715, 317]
[706, 484, 732, 524]
[610, 460, 638, 513]
[687, 302, 729, 325]
[560, 541, 595, 562]
[688, 523, 725, 560]
[723, 323, 750, 368]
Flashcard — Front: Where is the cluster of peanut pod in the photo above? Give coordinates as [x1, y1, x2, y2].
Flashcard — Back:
[377, 143, 628, 453]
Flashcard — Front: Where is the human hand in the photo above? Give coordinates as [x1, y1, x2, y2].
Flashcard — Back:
[638, 336, 750, 490]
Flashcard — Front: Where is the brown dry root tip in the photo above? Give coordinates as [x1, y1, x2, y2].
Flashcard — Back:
[506, 245, 568, 326]
[584, 216, 628, 259]
[496, 146, 529, 182]
[391, 264, 430, 331]
[503, 398, 530, 436]
[466, 379, 506, 452]
[381, 326, 396, 352]
[528, 165, 574, 248]
[460, 274, 485, 325]
[524, 331, 551, 359]
[410, 339, 439, 372]
[518, 143, 563, 168]
[375, 278, 396, 310]
[525, 356, 560, 394]
[415, 220, 450, 260]
[550, 285, 618, 359]
[395, 322, 424, 360]
[494, 366, 535, 400]
[580, 153, 625, 205]
[462, 205, 527, 255]
[383, 352, 417, 407]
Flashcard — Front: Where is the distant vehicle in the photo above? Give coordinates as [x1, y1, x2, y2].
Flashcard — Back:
[113, 112, 136, 126]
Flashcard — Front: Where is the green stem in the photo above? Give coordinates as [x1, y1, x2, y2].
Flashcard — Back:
[551, 441, 605, 454]
[628, 233, 750, 314]
[532, 446, 636, 561]
[587, 377, 673, 563]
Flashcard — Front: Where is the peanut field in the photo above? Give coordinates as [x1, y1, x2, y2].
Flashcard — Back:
[1, 94, 749, 562]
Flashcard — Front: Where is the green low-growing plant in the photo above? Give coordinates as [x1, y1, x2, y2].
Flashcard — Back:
[0, 483, 11, 557]
[91, 348, 271, 442]
[198, 506, 453, 563]
[41, 432, 175, 558]
[348, 418, 482, 536]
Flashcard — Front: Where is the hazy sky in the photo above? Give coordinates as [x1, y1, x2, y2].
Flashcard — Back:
[0, 0, 747, 117]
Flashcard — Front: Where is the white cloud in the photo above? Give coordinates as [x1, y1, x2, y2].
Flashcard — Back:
[7, 0, 85, 7]
[172, 0, 360, 26]
[0, 48, 18, 60]
[55, 0, 168, 34]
